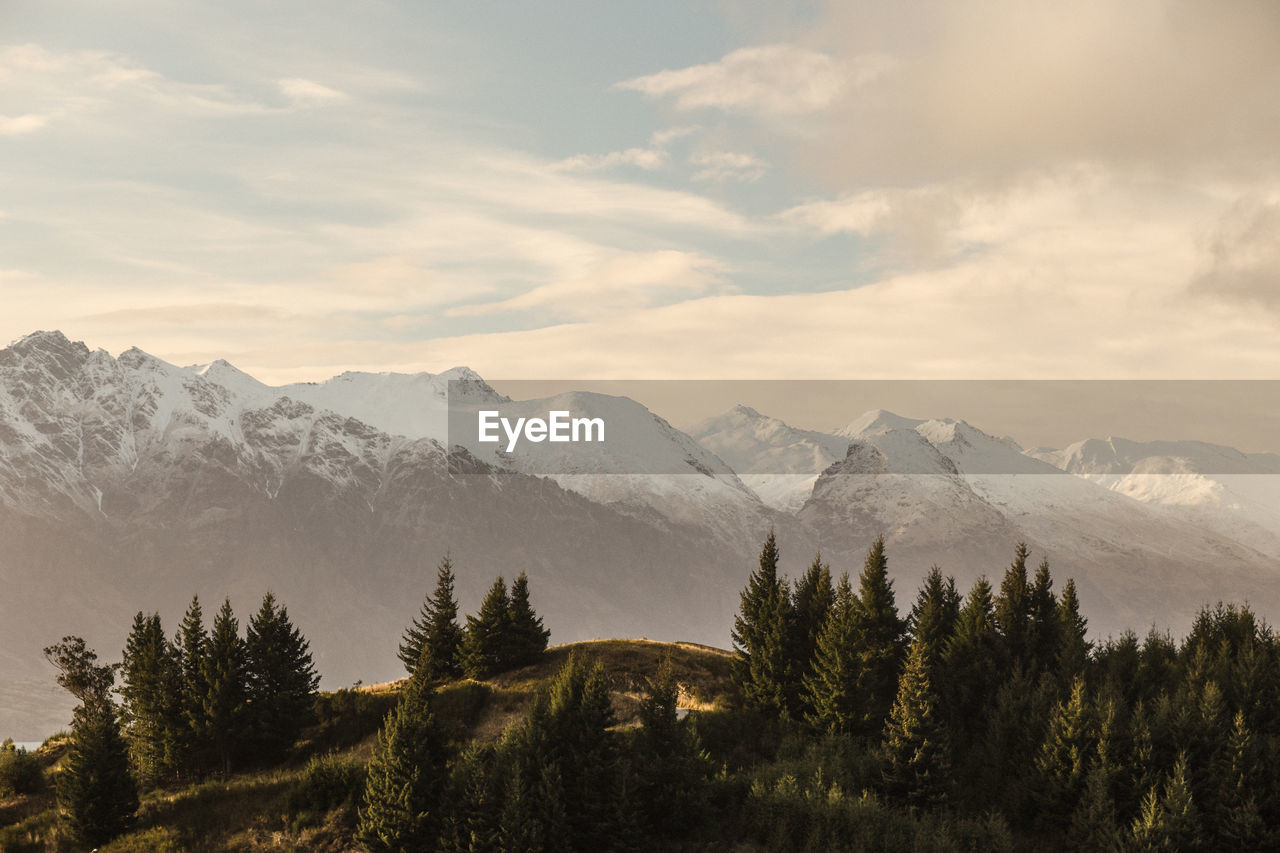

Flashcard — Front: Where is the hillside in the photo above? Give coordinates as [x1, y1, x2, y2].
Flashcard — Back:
[0, 640, 735, 852]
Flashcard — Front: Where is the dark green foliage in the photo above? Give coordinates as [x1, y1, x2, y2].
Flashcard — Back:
[44, 637, 138, 847]
[1056, 579, 1091, 681]
[1035, 676, 1096, 829]
[1029, 557, 1060, 672]
[882, 636, 949, 809]
[245, 592, 320, 759]
[804, 574, 859, 733]
[400, 554, 466, 679]
[463, 577, 513, 679]
[175, 595, 209, 769]
[731, 530, 793, 719]
[286, 751, 368, 829]
[200, 599, 247, 776]
[507, 571, 551, 668]
[1067, 767, 1124, 852]
[0, 741, 42, 796]
[1130, 754, 1202, 851]
[634, 656, 712, 836]
[850, 535, 908, 735]
[356, 675, 448, 852]
[789, 553, 835, 713]
[941, 577, 1000, 747]
[119, 611, 183, 783]
[994, 542, 1033, 671]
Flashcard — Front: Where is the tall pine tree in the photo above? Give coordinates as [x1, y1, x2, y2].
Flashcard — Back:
[119, 612, 182, 784]
[788, 552, 835, 713]
[175, 595, 209, 772]
[245, 592, 320, 758]
[851, 535, 907, 735]
[507, 571, 551, 668]
[463, 577, 513, 678]
[400, 555, 465, 679]
[995, 543, 1033, 672]
[882, 635, 949, 810]
[199, 598, 247, 776]
[804, 574, 859, 734]
[730, 530, 793, 719]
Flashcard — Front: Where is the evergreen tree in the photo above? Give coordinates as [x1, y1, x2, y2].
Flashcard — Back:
[175, 594, 209, 771]
[804, 574, 859, 733]
[1067, 767, 1124, 853]
[730, 530, 793, 718]
[245, 592, 320, 758]
[941, 577, 1001, 747]
[634, 656, 710, 837]
[909, 566, 960, 683]
[1036, 676, 1097, 828]
[1129, 754, 1202, 852]
[44, 637, 138, 847]
[119, 611, 183, 784]
[199, 598, 247, 776]
[507, 571, 551, 668]
[1029, 557, 1060, 672]
[851, 535, 907, 735]
[356, 674, 448, 852]
[995, 543, 1033, 671]
[463, 577, 513, 678]
[439, 744, 501, 852]
[788, 553, 835, 712]
[400, 555, 466, 679]
[1056, 579, 1091, 681]
[882, 635, 949, 810]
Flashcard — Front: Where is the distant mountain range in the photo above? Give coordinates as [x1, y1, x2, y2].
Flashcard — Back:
[2, 330, 1277, 738]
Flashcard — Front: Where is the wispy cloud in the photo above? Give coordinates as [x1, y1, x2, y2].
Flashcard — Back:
[690, 151, 767, 183]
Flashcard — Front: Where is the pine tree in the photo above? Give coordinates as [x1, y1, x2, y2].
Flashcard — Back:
[909, 566, 960, 685]
[200, 598, 247, 776]
[245, 592, 320, 758]
[1036, 676, 1097, 828]
[400, 555, 466, 679]
[507, 571, 551, 668]
[58, 700, 139, 847]
[1029, 557, 1060, 672]
[995, 543, 1033, 672]
[788, 553, 834, 713]
[356, 674, 448, 852]
[175, 594, 209, 772]
[1056, 579, 1091, 682]
[44, 637, 138, 846]
[851, 535, 907, 735]
[730, 530, 793, 718]
[439, 744, 501, 852]
[804, 574, 859, 733]
[119, 611, 183, 784]
[463, 577, 513, 678]
[1067, 767, 1124, 853]
[1129, 754, 1202, 852]
[882, 635, 949, 810]
[635, 656, 710, 837]
[941, 577, 1000, 747]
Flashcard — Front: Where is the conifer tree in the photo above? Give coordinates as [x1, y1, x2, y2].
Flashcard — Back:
[1067, 767, 1124, 853]
[1129, 754, 1202, 852]
[119, 611, 182, 783]
[356, 673, 448, 852]
[1056, 579, 1091, 681]
[1029, 557, 1060, 672]
[941, 577, 1001, 746]
[463, 577, 513, 678]
[882, 635, 949, 810]
[909, 567, 960, 684]
[200, 598, 247, 776]
[804, 574, 859, 734]
[730, 530, 793, 718]
[245, 592, 320, 758]
[788, 553, 834, 711]
[400, 555, 466, 679]
[1036, 676, 1097, 828]
[439, 744, 501, 852]
[635, 656, 710, 836]
[507, 571, 551, 668]
[44, 637, 138, 846]
[851, 535, 907, 734]
[175, 594, 209, 770]
[995, 543, 1033, 671]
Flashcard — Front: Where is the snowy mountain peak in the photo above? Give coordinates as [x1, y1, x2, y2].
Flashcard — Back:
[837, 409, 926, 438]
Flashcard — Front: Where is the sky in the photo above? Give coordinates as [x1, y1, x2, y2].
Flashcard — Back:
[3, 0, 1280, 384]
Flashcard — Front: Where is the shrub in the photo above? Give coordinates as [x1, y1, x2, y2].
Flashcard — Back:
[0, 742, 42, 797]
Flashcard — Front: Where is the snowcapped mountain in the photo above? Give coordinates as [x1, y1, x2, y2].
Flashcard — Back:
[0, 332, 771, 739]
[1029, 437, 1280, 561]
[686, 405, 849, 511]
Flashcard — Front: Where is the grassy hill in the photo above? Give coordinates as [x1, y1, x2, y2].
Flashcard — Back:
[0, 639, 737, 852]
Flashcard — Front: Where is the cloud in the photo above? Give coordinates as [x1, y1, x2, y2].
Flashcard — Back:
[0, 114, 49, 135]
[1190, 198, 1280, 311]
[449, 249, 725, 320]
[617, 44, 858, 116]
[277, 77, 347, 104]
[555, 147, 668, 172]
[690, 151, 767, 183]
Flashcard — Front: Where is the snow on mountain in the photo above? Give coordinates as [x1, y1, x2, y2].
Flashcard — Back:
[686, 405, 849, 511]
[1029, 437, 1280, 560]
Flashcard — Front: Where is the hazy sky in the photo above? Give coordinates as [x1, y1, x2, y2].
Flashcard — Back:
[4, 1, 1280, 384]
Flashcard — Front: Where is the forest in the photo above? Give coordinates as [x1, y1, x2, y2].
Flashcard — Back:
[2, 536, 1277, 851]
